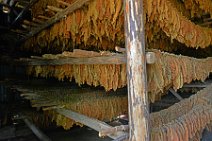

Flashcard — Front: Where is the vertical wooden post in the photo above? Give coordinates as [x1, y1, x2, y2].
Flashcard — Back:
[124, 0, 150, 141]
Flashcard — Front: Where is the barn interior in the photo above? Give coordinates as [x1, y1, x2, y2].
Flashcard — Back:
[0, 0, 212, 141]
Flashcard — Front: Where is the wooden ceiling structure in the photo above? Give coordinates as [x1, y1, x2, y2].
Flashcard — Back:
[1, 0, 212, 141]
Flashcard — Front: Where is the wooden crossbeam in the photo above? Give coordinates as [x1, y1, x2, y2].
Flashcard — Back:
[24, 0, 90, 40]
[55, 108, 128, 140]
[17, 54, 126, 65]
[16, 49, 156, 65]
[169, 88, 183, 101]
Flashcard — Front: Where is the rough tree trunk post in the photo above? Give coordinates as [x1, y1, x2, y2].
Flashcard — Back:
[124, 0, 150, 141]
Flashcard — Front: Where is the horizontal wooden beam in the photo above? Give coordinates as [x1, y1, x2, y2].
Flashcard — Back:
[24, 0, 90, 40]
[182, 80, 212, 88]
[17, 54, 126, 65]
[55, 108, 128, 140]
[16, 49, 157, 65]
[183, 84, 208, 88]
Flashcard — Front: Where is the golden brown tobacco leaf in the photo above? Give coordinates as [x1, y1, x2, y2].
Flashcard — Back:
[184, 0, 212, 18]
[147, 0, 212, 48]
[150, 84, 212, 141]
[26, 50, 212, 103]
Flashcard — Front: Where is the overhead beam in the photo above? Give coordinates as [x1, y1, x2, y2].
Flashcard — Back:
[124, 0, 150, 141]
[24, 0, 90, 40]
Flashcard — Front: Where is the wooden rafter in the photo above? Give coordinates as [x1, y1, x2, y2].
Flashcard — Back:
[24, 0, 90, 40]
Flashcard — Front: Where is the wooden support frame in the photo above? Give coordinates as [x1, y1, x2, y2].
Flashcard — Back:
[57, 0, 71, 6]
[124, 0, 150, 140]
[16, 49, 156, 65]
[47, 5, 63, 12]
[55, 108, 128, 140]
[169, 88, 183, 101]
[24, 0, 90, 40]
[13, 114, 51, 141]
[17, 54, 126, 65]
[22, 117, 51, 141]
[37, 15, 50, 20]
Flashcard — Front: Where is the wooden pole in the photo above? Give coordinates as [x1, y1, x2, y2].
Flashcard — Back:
[124, 0, 150, 141]
[24, 0, 90, 40]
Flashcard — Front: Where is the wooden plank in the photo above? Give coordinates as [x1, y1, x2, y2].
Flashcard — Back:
[17, 54, 126, 65]
[183, 84, 209, 88]
[47, 5, 63, 12]
[23, 20, 39, 27]
[32, 18, 44, 24]
[169, 88, 183, 101]
[22, 117, 51, 141]
[55, 108, 128, 140]
[99, 125, 129, 137]
[24, 0, 90, 40]
[16, 50, 156, 66]
[37, 15, 50, 20]
[57, 0, 71, 6]
[124, 0, 150, 141]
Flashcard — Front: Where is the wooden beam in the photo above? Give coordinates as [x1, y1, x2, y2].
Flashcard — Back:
[183, 84, 208, 88]
[47, 5, 63, 12]
[57, 0, 71, 6]
[16, 49, 156, 65]
[55, 108, 128, 140]
[124, 0, 150, 141]
[22, 117, 51, 141]
[32, 18, 44, 24]
[11, 0, 38, 26]
[115, 46, 126, 53]
[24, 0, 90, 40]
[99, 125, 129, 137]
[37, 15, 50, 20]
[17, 54, 126, 65]
[169, 88, 183, 101]
[21, 24, 30, 29]
[15, 4, 25, 9]
[23, 20, 39, 27]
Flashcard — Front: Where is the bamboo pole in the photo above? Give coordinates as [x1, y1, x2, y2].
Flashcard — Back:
[124, 0, 150, 141]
